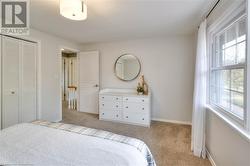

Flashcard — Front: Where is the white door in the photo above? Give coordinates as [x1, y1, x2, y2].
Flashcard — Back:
[2, 37, 37, 128]
[20, 41, 37, 122]
[79, 51, 99, 114]
[2, 37, 20, 128]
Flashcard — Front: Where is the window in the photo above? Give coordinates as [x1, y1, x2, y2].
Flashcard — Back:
[209, 15, 247, 124]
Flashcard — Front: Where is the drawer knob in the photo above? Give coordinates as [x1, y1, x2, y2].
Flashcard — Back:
[116, 115, 119, 117]
[116, 105, 118, 108]
[102, 97, 104, 99]
[126, 116, 128, 118]
[102, 104, 104, 106]
[126, 98, 128, 100]
[102, 113, 104, 115]
[142, 100, 144, 102]
[126, 106, 128, 108]
[142, 108, 144, 110]
[116, 98, 118, 100]
[142, 118, 145, 120]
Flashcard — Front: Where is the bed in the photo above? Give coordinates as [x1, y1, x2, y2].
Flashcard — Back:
[0, 120, 156, 166]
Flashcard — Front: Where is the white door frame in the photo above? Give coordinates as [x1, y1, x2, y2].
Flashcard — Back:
[0, 35, 41, 129]
[59, 46, 80, 119]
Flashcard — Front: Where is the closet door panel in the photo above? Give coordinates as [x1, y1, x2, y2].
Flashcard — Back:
[21, 41, 37, 122]
[2, 37, 20, 128]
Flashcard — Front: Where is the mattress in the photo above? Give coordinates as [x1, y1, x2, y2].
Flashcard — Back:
[0, 120, 156, 166]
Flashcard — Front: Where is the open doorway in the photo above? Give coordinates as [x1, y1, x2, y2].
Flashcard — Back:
[60, 50, 100, 122]
[61, 48, 78, 114]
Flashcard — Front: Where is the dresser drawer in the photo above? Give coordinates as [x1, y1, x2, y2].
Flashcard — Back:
[123, 103, 148, 113]
[123, 97, 149, 103]
[123, 112, 149, 125]
[100, 101, 122, 110]
[99, 89, 151, 127]
[99, 110, 121, 120]
[100, 95, 122, 102]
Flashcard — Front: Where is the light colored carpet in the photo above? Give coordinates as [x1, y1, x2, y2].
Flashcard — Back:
[61, 104, 211, 166]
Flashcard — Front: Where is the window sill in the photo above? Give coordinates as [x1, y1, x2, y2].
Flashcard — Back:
[206, 105, 250, 142]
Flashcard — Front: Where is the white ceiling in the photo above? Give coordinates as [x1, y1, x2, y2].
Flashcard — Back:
[30, 0, 215, 44]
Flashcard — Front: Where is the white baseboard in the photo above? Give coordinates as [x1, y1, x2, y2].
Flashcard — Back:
[54, 118, 62, 123]
[206, 148, 216, 166]
[152, 118, 192, 125]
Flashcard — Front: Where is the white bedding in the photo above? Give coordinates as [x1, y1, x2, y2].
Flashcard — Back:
[0, 123, 148, 166]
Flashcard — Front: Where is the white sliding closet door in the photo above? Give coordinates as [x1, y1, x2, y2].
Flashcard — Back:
[2, 37, 20, 128]
[20, 41, 37, 123]
[1, 36, 37, 129]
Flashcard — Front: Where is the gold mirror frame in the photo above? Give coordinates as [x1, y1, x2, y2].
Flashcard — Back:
[114, 54, 141, 81]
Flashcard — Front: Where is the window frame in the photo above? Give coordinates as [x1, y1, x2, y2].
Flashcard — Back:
[207, 2, 249, 131]
[209, 14, 247, 126]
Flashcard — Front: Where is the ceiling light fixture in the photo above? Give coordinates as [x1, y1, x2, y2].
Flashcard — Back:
[60, 0, 87, 21]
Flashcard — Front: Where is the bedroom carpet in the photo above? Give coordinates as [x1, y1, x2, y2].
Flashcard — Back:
[61, 106, 211, 166]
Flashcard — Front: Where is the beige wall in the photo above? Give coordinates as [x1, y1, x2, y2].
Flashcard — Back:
[206, 0, 250, 166]
[81, 35, 196, 123]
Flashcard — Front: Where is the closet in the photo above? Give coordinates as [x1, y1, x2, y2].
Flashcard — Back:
[1, 36, 37, 129]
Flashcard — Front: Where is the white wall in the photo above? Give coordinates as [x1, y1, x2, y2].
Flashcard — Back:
[81, 36, 196, 123]
[206, 111, 250, 166]
[247, 0, 250, 133]
[25, 29, 80, 122]
[206, 0, 250, 166]
[0, 35, 1, 129]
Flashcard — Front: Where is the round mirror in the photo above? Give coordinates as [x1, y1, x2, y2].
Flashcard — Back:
[115, 54, 141, 81]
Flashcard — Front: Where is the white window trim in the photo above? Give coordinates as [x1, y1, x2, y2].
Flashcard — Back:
[246, 0, 250, 132]
[210, 15, 247, 125]
[207, 0, 250, 138]
[209, 9, 246, 126]
[206, 105, 250, 142]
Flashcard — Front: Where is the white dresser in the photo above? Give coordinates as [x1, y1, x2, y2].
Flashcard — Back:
[99, 89, 151, 127]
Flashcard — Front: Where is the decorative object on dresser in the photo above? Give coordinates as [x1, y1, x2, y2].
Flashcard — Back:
[99, 89, 151, 127]
[137, 75, 148, 95]
[137, 85, 144, 95]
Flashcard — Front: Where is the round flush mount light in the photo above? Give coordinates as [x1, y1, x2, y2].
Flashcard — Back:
[60, 0, 87, 21]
